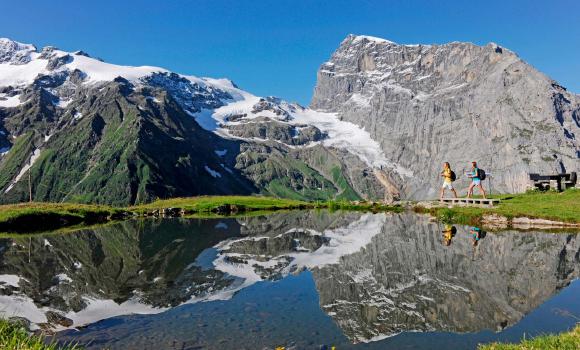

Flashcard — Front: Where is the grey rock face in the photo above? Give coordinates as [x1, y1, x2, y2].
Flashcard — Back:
[143, 72, 232, 113]
[46, 54, 73, 71]
[226, 117, 325, 145]
[311, 35, 580, 198]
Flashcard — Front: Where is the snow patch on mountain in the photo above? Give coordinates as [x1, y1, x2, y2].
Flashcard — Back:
[351, 35, 396, 45]
[67, 54, 167, 83]
[4, 149, 41, 193]
[0, 274, 22, 287]
[0, 93, 22, 107]
[204, 165, 222, 178]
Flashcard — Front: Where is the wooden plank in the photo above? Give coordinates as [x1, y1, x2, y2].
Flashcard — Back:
[439, 198, 500, 207]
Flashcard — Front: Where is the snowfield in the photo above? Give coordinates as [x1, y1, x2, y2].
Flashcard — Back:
[187, 80, 413, 177]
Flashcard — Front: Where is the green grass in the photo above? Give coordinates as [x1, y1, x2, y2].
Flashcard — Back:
[265, 179, 335, 201]
[478, 324, 580, 349]
[419, 189, 580, 226]
[331, 166, 362, 201]
[0, 202, 126, 234]
[2, 189, 575, 235]
[0, 319, 81, 350]
[130, 195, 313, 214]
[0, 195, 406, 235]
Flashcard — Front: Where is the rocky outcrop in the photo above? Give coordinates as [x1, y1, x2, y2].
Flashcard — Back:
[226, 117, 325, 146]
[311, 35, 580, 199]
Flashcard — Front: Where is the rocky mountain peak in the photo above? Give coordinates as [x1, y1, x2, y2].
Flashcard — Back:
[311, 35, 579, 198]
[0, 38, 37, 65]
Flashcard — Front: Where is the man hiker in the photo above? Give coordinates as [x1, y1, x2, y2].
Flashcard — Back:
[439, 162, 458, 199]
[466, 161, 486, 198]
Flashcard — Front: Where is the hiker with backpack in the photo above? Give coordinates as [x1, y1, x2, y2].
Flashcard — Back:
[466, 161, 487, 199]
[439, 162, 458, 199]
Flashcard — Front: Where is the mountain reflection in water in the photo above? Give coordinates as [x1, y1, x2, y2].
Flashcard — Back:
[0, 211, 578, 349]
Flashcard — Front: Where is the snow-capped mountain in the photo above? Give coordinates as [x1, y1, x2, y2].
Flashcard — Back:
[0, 37, 393, 204]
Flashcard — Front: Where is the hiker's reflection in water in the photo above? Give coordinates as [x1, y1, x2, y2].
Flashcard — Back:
[442, 224, 457, 246]
[470, 226, 487, 260]
[470, 226, 486, 246]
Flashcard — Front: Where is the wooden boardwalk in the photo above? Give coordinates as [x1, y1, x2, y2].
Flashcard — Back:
[439, 198, 500, 207]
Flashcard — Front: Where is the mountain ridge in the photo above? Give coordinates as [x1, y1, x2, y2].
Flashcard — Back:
[0, 35, 578, 204]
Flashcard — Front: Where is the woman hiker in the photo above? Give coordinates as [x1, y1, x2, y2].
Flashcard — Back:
[439, 162, 458, 199]
[466, 161, 487, 199]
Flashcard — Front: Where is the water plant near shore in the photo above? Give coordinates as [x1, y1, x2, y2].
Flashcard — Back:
[0, 319, 81, 350]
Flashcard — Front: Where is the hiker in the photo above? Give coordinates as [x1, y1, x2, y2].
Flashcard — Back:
[442, 224, 457, 246]
[466, 161, 486, 199]
[439, 162, 458, 199]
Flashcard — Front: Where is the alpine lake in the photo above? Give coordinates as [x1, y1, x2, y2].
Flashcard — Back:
[0, 210, 578, 349]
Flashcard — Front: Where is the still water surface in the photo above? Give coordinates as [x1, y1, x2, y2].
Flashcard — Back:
[0, 211, 578, 349]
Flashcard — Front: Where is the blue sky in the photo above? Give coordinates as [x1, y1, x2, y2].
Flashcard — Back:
[1, 0, 578, 105]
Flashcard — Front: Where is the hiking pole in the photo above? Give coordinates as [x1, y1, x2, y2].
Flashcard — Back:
[489, 154, 493, 197]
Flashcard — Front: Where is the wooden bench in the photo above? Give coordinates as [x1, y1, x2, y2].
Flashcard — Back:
[529, 172, 577, 191]
[439, 198, 501, 207]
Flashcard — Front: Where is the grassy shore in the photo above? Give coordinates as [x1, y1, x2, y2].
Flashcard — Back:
[418, 189, 580, 226]
[130, 195, 402, 213]
[0, 196, 402, 234]
[0, 190, 575, 234]
[478, 324, 580, 349]
[130, 195, 312, 214]
[0, 319, 80, 350]
[0, 202, 126, 234]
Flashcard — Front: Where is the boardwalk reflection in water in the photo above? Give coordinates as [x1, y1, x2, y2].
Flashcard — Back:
[0, 211, 578, 349]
